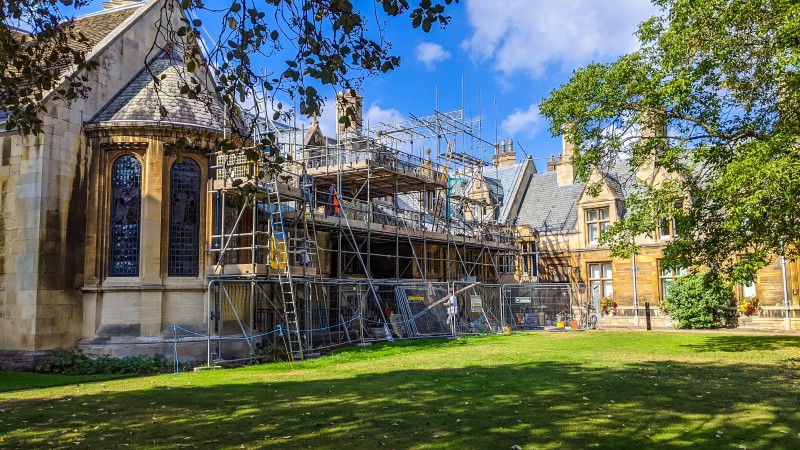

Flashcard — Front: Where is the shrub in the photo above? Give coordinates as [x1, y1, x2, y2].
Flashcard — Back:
[258, 343, 289, 363]
[663, 272, 735, 329]
[35, 349, 170, 375]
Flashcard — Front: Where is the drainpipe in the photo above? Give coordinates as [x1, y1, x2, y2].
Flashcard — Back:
[781, 241, 790, 324]
[632, 240, 639, 326]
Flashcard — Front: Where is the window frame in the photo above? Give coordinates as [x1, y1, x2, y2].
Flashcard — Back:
[741, 281, 757, 298]
[657, 201, 683, 240]
[585, 206, 610, 245]
[658, 218, 676, 240]
[658, 261, 687, 300]
[167, 158, 202, 277]
[107, 154, 143, 278]
[587, 261, 613, 300]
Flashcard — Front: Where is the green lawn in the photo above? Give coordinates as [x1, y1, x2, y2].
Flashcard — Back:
[0, 372, 131, 393]
[1, 332, 798, 449]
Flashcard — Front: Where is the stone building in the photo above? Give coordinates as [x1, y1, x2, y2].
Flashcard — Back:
[0, 1, 530, 366]
[513, 130, 800, 331]
[0, 1, 181, 364]
[2, 0, 796, 370]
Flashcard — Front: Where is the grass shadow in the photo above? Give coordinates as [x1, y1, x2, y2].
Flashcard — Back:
[1, 358, 798, 449]
[681, 335, 800, 353]
[0, 372, 135, 393]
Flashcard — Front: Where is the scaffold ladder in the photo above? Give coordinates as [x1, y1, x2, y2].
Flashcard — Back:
[263, 176, 304, 360]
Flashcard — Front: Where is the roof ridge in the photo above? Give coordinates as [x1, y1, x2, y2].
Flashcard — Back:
[76, 2, 144, 20]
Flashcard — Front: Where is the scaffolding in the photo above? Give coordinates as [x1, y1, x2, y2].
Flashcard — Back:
[203, 105, 535, 363]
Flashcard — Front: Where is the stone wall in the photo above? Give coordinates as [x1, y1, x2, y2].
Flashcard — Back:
[535, 232, 800, 331]
[0, 1, 166, 352]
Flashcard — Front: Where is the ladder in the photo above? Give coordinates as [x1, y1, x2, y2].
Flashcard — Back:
[294, 174, 321, 276]
[263, 176, 304, 360]
[291, 173, 324, 348]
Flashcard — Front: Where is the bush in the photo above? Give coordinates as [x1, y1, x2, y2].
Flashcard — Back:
[35, 349, 171, 375]
[258, 343, 289, 363]
[663, 272, 735, 329]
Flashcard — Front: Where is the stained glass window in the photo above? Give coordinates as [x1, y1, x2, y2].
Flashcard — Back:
[168, 159, 201, 276]
[109, 155, 142, 277]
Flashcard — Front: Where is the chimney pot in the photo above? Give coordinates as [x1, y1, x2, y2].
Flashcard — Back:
[501, 140, 506, 154]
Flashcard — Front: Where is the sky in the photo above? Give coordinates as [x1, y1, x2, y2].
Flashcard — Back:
[72, 0, 659, 172]
[347, 0, 660, 172]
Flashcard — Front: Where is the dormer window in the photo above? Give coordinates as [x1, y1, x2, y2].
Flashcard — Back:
[658, 201, 682, 239]
[586, 207, 610, 244]
[658, 219, 675, 239]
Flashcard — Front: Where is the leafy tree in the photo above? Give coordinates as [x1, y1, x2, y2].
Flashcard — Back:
[539, 0, 800, 284]
[662, 272, 735, 329]
[1, 0, 458, 167]
[0, 0, 97, 135]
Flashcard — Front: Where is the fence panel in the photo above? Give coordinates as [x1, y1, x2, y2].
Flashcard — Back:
[501, 283, 584, 329]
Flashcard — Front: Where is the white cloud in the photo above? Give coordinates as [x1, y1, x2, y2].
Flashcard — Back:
[317, 98, 338, 137]
[501, 104, 540, 137]
[364, 102, 405, 127]
[315, 99, 405, 137]
[415, 42, 452, 69]
[461, 0, 657, 79]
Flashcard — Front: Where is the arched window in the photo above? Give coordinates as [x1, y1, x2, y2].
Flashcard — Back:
[109, 155, 142, 277]
[168, 159, 201, 276]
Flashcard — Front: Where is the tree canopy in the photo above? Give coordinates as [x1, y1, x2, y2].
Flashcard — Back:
[539, 0, 800, 283]
[1, 0, 457, 149]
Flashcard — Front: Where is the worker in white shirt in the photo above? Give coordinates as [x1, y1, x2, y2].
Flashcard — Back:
[443, 289, 458, 335]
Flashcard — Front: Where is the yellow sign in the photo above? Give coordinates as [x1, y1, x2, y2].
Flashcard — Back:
[408, 296, 424, 302]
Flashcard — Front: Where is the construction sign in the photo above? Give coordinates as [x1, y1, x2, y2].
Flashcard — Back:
[470, 295, 483, 312]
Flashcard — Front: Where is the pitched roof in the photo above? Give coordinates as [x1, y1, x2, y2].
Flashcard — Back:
[601, 158, 638, 200]
[90, 52, 224, 130]
[448, 162, 529, 224]
[516, 159, 641, 233]
[2, 3, 141, 103]
[70, 4, 141, 52]
[488, 161, 531, 223]
[515, 171, 584, 233]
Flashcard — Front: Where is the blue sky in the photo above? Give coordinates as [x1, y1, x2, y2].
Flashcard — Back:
[347, 0, 659, 171]
[74, 0, 658, 172]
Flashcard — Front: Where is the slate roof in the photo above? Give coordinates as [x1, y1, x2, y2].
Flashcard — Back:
[3, 4, 141, 104]
[448, 162, 529, 223]
[601, 158, 638, 200]
[515, 158, 639, 233]
[485, 177, 504, 203]
[91, 52, 224, 130]
[488, 161, 530, 223]
[70, 4, 141, 52]
[516, 171, 584, 233]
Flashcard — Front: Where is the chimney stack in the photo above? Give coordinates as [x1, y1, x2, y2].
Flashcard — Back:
[636, 108, 666, 183]
[547, 155, 557, 171]
[336, 89, 363, 136]
[556, 123, 576, 185]
[494, 139, 517, 169]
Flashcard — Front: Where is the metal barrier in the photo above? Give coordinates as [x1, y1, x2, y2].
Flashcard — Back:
[500, 283, 585, 329]
[197, 280, 589, 365]
[454, 282, 503, 333]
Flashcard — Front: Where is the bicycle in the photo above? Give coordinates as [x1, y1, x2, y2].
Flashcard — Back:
[579, 304, 599, 330]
